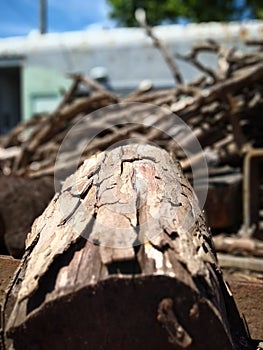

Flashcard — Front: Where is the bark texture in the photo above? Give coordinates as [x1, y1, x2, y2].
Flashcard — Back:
[2, 144, 252, 350]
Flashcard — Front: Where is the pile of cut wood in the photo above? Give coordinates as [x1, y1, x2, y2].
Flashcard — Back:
[1, 40, 263, 179]
[1, 37, 263, 257]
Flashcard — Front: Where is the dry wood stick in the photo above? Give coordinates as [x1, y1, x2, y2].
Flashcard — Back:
[55, 74, 82, 112]
[176, 52, 218, 83]
[69, 73, 120, 103]
[135, 9, 183, 85]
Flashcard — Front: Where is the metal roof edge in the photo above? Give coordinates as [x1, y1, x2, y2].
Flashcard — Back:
[0, 20, 262, 56]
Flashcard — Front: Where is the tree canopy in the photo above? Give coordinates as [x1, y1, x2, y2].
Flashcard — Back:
[107, 0, 263, 27]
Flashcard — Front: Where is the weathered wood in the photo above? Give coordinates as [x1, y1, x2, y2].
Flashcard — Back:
[0, 147, 20, 162]
[0, 256, 20, 350]
[70, 73, 120, 103]
[2, 145, 252, 350]
[214, 235, 263, 257]
[218, 253, 263, 272]
[1, 39, 263, 199]
[0, 174, 54, 257]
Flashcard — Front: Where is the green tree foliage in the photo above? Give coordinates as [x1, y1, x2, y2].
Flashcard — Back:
[107, 0, 263, 26]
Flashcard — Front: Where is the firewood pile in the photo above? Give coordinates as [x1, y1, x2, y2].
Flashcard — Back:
[1, 40, 263, 180]
[1, 38, 263, 250]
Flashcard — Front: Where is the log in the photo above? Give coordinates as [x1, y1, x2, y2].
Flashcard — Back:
[218, 253, 263, 273]
[214, 235, 263, 257]
[2, 144, 252, 350]
[0, 174, 54, 258]
[0, 256, 20, 350]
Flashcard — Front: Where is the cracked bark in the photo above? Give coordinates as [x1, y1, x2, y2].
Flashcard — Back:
[2, 144, 252, 350]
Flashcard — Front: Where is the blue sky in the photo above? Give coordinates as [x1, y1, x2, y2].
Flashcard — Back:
[0, 0, 114, 37]
[0, 0, 255, 38]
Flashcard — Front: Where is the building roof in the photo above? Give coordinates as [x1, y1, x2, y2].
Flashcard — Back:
[0, 20, 263, 56]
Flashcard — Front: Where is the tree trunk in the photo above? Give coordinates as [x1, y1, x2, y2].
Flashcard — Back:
[2, 144, 252, 350]
[0, 255, 20, 350]
[0, 174, 54, 258]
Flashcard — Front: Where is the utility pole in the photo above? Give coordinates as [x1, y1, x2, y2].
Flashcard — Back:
[39, 0, 47, 34]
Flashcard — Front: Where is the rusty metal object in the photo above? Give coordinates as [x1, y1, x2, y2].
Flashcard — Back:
[195, 171, 242, 230]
